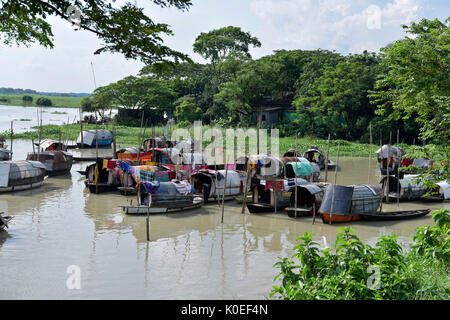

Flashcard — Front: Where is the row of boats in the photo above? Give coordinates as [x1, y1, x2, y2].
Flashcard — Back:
[0, 129, 448, 225]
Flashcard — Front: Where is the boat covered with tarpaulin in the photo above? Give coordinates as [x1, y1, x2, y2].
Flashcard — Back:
[285, 183, 328, 217]
[319, 184, 383, 223]
[121, 181, 203, 214]
[0, 160, 46, 192]
[380, 174, 428, 201]
[35, 139, 68, 151]
[302, 146, 336, 170]
[76, 129, 113, 148]
[191, 169, 246, 202]
[26, 151, 73, 176]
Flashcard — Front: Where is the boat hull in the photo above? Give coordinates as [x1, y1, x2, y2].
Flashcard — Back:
[0, 180, 44, 193]
[321, 213, 362, 223]
[85, 182, 118, 194]
[361, 209, 431, 221]
[121, 199, 203, 215]
[246, 203, 288, 214]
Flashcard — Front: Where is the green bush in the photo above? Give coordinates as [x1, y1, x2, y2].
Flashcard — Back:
[36, 97, 53, 107]
[271, 209, 450, 300]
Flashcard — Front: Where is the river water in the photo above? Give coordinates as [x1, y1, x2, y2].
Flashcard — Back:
[0, 108, 448, 300]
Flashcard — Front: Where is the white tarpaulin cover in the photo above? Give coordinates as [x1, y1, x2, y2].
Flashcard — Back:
[436, 181, 450, 199]
[77, 130, 113, 145]
[0, 162, 10, 187]
[0, 161, 45, 187]
[376, 145, 405, 158]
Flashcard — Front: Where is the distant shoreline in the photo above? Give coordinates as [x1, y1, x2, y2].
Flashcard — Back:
[0, 93, 84, 109]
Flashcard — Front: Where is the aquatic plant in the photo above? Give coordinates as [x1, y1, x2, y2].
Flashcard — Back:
[270, 209, 450, 300]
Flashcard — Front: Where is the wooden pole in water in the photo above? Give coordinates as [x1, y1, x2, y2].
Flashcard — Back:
[397, 129, 400, 208]
[368, 122, 372, 184]
[137, 111, 144, 163]
[146, 192, 151, 242]
[221, 159, 229, 224]
[38, 119, 42, 161]
[113, 124, 117, 159]
[295, 132, 298, 218]
[79, 107, 84, 149]
[312, 202, 316, 225]
[329, 143, 340, 225]
[324, 133, 330, 182]
[152, 126, 156, 165]
[385, 132, 392, 203]
[242, 158, 251, 214]
[10, 121, 13, 160]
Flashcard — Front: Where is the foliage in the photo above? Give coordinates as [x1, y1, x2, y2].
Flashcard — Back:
[193, 26, 261, 65]
[0, 0, 192, 64]
[370, 17, 450, 145]
[271, 209, 450, 300]
[22, 95, 33, 104]
[174, 98, 203, 126]
[36, 97, 52, 107]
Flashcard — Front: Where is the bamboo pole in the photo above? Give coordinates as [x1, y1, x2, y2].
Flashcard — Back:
[324, 133, 330, 182]
[146, 192, 151, 242]
[137, 111, 144, 163]
[312, 202, 316, 225]
[113, 124, 117, 159]
[329, 143, 340, 225]
[221, 161, 229, 223]
[368, 122, 372, 184]
[38, 119, 42, 161]
[10, 121, 13, 160]
[397, 129, 400, 208]
[295, 133, 298, 218]
[79, 107, 84, 149]
[385, 132, 392, 203]
[242, 158, 251, 214]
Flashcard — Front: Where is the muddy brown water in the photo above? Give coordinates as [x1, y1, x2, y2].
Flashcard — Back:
[0, 139, 448, 299]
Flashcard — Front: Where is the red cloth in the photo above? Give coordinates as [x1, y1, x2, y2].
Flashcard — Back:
[168, 171, 176, 181]
[265, 180, 275, 191]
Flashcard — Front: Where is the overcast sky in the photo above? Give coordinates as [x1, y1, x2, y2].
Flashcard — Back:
[0, 0, 447, 93]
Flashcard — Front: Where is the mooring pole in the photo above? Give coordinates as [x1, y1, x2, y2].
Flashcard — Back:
[368, 122, 372, 184]
[10, 121, 13, 160]
[385, 131, 392, 203]
[397, 129, 400, 208]
[324, 133, 330, 182]
[329, 143, 340, 225]
[295, 132, 299, 218]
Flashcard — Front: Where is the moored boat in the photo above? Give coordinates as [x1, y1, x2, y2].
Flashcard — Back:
[285, 183, 328, 218]
[26, 151, 73, 176]
[191, 169, 246, 202]
[361, 209, 431, 221]
[302, 146, 336, 170]
[380, 174, 428, 201]
[319, 184, 382, 223]
[76, 129, 113, 148]
[121, 181, 203, 215]
[83, 158, 121, 193]
[0, 136, 12, 161]
[0, 160, 46, 193]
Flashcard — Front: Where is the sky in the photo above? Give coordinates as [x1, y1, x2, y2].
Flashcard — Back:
[0, 0, 448, 93]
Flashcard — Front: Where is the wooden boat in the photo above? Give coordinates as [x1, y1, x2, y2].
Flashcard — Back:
[235, 194, 252, 204]
[285, 183, 328, 218]
[361, 209, 431, 221]
[121, 181, 204, 215]
[302, 146, 336, 170]
[35, 139, 68, 151]
[191, 169, 246, 202]
[26, 151, 73, 176]
[83, 158, 121, 194]
[319, 184, 383, 223]
[380, 174, 428, 201]
[0, 213, 12, 231]
[246, 179, 306, 214]
[0, 160, 46, 192]
[76, 129, 113, 148]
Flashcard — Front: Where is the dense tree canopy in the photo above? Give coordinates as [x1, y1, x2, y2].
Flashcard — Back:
[0, 0, 192, 64]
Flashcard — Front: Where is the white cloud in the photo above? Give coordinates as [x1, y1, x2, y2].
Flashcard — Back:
[250, 0, 423, 54]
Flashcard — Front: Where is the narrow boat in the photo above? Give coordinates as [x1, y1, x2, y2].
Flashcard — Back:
[302, 146, 336, 170]
[191, 169, 246, 202]
[319, 184, 383, 223]
[26, 151, 73, 176]
[0, 213, 12, 231]
[121, 181, 203, 215]
[0, 160, 46, 192]
[361, 209, 431, 221]
[76, 129, 113, 148]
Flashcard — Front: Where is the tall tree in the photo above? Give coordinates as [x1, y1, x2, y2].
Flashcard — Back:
[0, 0, 192, 64]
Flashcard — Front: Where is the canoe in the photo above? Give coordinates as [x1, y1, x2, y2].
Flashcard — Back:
[121, 197, 203, 215]
[361, 209, 431, 221]
[246, 203, 281, 214]
[285, 207, 312, 218]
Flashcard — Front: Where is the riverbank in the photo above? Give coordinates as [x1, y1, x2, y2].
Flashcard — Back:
[0, 94, 84, 109]
[1, 122, 381, 157]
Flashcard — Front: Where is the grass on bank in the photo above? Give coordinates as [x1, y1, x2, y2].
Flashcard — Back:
[2, 122, 382, 157]
[0, 94, 84, 109]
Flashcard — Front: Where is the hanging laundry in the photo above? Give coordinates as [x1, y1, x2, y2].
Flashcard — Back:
[173, 181, 191, 195]
[265, 180, 275, 191]
[141, 181, 160, 194]
[102, 159, 109, 170]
